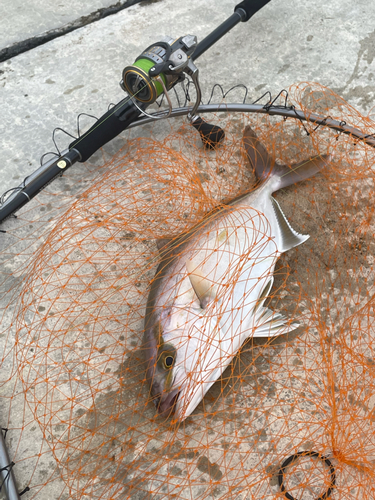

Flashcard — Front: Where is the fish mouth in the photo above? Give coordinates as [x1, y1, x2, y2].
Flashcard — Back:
[155, 388, 181, 418]
[173, 368, 224, 421]
[154, 374, 222, 421]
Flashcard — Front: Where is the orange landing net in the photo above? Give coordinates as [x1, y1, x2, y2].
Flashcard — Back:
[0, 82, 375, 499]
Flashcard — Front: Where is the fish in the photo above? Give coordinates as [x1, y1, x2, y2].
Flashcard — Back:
[143, 125, 331, 421]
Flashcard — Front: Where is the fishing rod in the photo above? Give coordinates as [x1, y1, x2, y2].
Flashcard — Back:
[0, 0, 271, 224]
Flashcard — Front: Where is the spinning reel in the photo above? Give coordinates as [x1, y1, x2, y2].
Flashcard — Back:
[121, 35, 197, 105]
[120, 34, 224, 148]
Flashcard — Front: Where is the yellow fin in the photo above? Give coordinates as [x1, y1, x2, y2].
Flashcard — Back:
[186, 260, 215, 308]
[216, 229, 228, 244]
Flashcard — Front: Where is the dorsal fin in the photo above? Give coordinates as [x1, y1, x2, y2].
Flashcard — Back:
[271, 196, 309, 252]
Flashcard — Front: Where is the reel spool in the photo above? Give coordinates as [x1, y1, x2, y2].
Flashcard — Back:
[121, 36, 196, 104]
[122, 40, 172, 103]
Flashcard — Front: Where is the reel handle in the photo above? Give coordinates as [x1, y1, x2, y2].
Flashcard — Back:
[191, 117, 225, 150]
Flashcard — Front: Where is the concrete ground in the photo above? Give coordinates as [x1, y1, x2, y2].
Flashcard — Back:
[0, 0, 374, 498]
[1, 0, 374, 197]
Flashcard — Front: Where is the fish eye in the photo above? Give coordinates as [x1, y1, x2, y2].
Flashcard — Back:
[163, 355, 174, 369]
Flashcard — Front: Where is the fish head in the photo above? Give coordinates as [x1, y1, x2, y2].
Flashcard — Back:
[145, 306, 230, 421]
[144, 309, 187, 418]
[148, 340, 181, 417]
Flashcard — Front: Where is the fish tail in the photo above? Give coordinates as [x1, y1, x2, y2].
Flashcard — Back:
[243, 125, 332, 192]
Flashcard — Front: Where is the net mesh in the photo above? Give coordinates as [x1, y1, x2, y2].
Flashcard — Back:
[1, 82, 375, 499]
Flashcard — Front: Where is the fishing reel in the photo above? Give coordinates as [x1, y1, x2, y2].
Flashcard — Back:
[121, 35, 198, 105]
[120, 35, 225, 148]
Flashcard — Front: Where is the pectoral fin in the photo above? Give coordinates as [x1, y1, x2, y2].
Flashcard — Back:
[186, 260, 216, 308]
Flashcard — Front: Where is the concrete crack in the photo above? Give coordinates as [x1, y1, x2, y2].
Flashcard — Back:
[0, 0, 159, 63]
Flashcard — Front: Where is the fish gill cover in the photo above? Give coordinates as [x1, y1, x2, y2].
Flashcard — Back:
[0, 82, 375, 499]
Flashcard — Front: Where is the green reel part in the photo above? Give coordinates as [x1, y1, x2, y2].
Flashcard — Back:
[122, 58, 167, 104]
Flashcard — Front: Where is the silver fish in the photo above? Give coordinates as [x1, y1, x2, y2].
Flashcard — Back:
[143, 126, 330, 421]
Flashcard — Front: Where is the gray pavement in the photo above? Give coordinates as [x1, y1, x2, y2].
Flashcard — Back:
[0, 0, 144, 55]
[0, 0, 375, 498]
[1, 0, 374, 197]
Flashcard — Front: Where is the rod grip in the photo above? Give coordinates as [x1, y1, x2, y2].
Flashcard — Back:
[235, 0, 272, 21]
[69, 99, 141, 162]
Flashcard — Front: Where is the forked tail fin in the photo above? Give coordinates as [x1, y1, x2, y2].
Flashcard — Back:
[243, 125, 332, 192]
